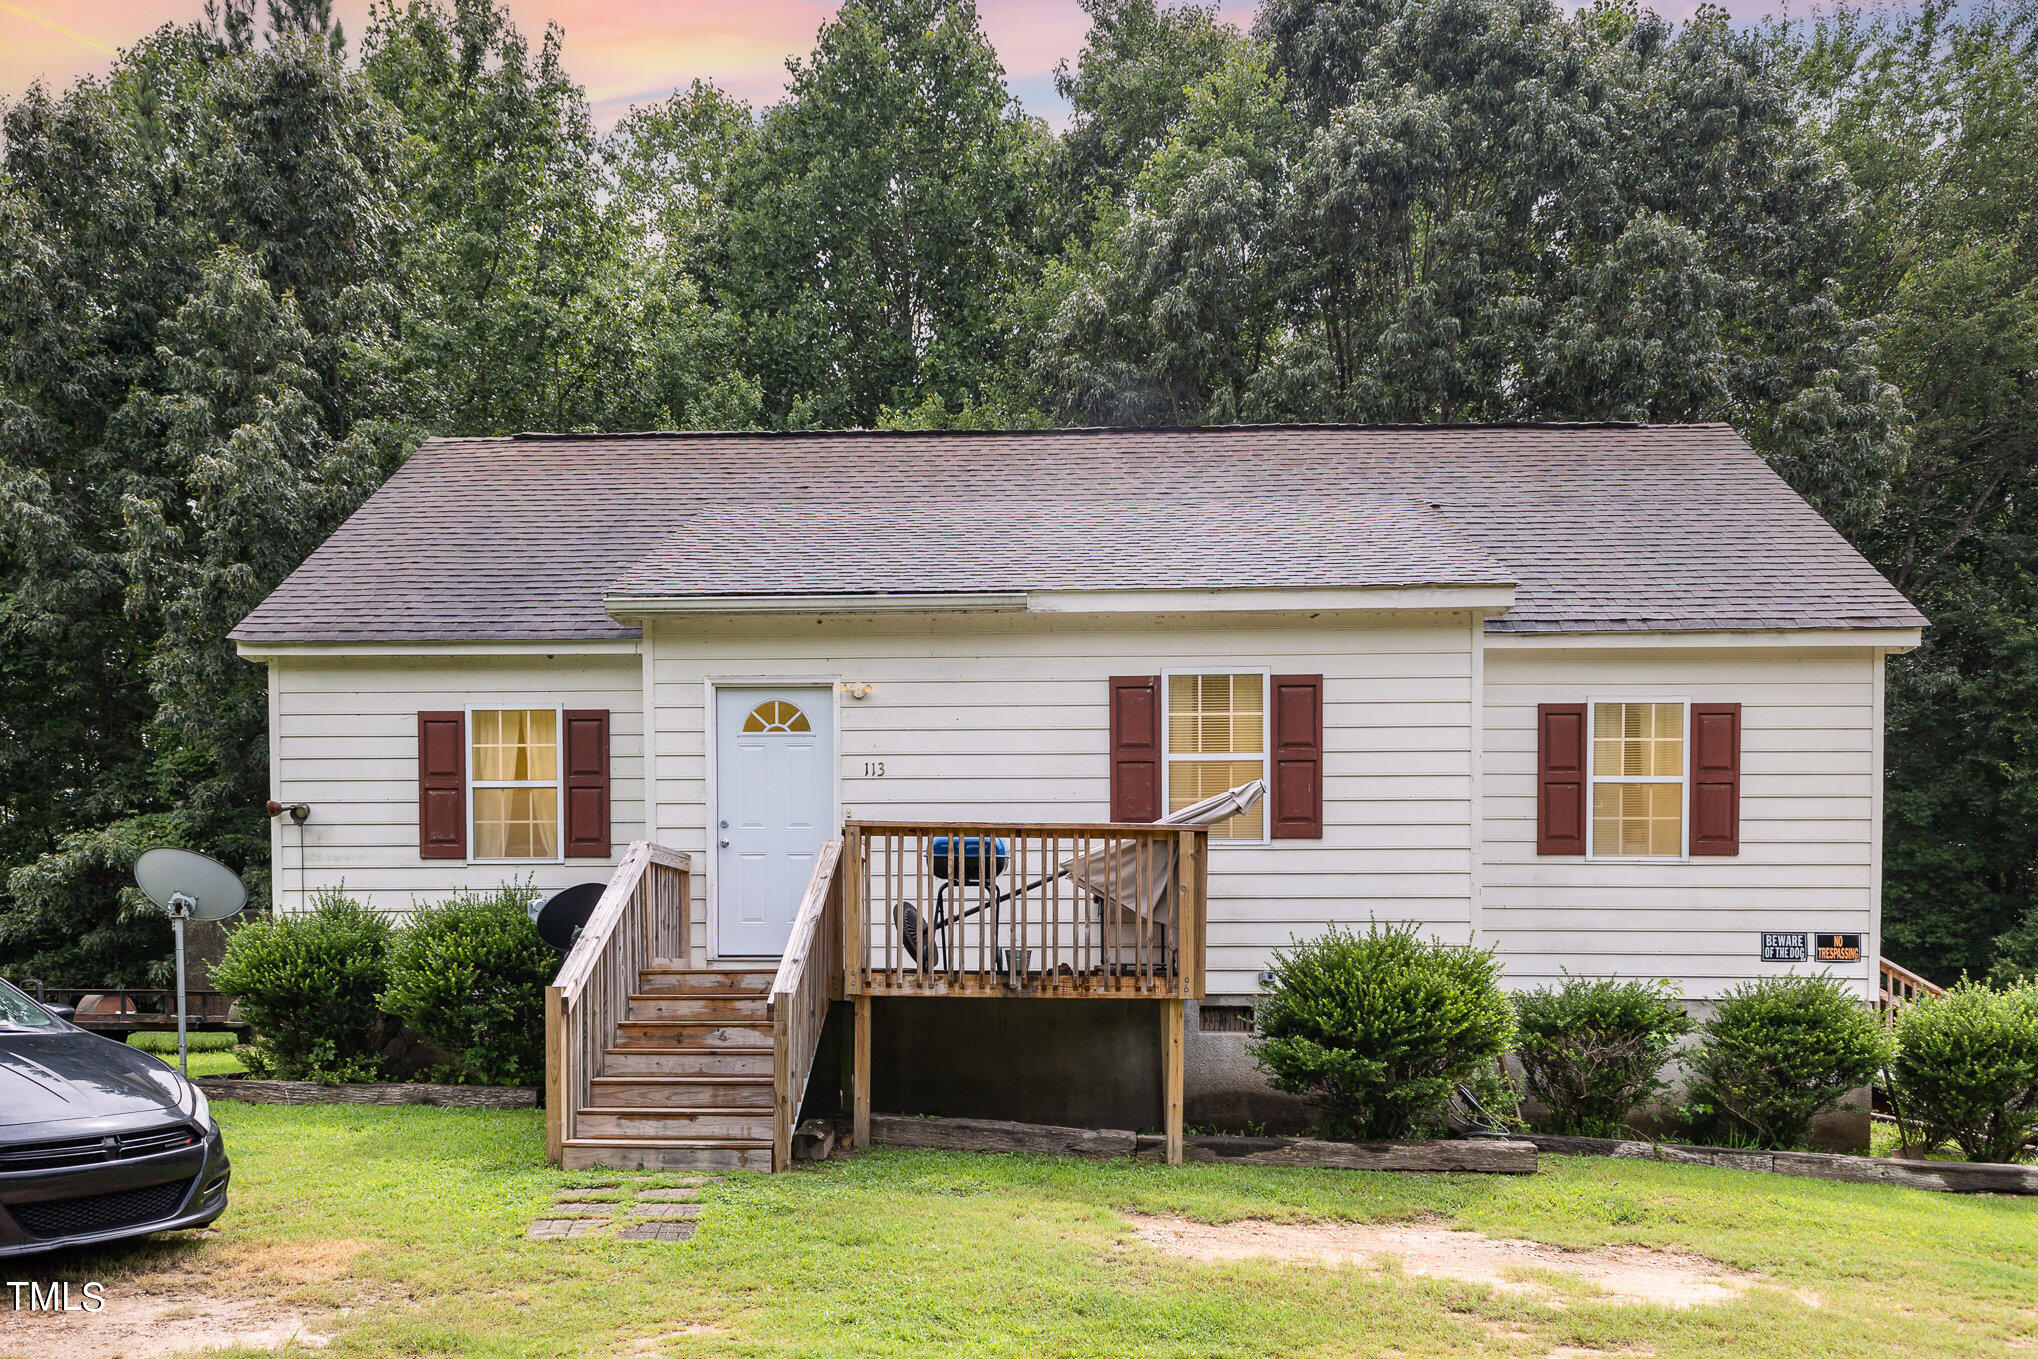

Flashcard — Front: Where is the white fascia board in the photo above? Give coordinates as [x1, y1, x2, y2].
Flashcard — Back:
[1024, 585, 1519, 615]
[1485, 627, 1923, 653]
[233, 637, 646, 660]
[605, 591, 1030, 618]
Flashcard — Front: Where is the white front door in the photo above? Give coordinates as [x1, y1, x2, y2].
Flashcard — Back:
[715, 686, 833, 958]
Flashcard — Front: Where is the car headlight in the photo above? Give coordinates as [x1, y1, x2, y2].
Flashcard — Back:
[185, 1081, 212, 1130]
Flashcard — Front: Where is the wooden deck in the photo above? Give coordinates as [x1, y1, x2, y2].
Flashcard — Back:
[545, 820, 1209, 1171]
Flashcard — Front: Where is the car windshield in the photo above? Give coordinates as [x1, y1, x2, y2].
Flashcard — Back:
[0, 979, 59, 1029]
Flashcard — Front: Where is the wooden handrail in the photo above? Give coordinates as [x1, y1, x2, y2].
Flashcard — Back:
[844, 821, 1207, 1002]
[551, 843, 690, 1004]
[545, 841, 692, 1165]
[846, 819, 1185, 836]
[1878, 956, 1945, 1022]
[769, 841, 844, 1171]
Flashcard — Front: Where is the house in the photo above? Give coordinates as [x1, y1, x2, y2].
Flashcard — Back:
[232, 423, 1924, 1168]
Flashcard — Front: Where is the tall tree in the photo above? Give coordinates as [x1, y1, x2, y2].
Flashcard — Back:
[709, 0, 1047, 427]
[1032, 0, 1907, 536]
[1049, 0, 1242, 245]
[607, 81, 765, 430]
[1790, 0, 2038, 981]
[361, 0, 643, 432]
[0, 18, 408, 983]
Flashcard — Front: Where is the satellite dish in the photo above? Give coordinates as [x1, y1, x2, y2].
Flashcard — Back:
[134, 848, 247, 922]
[532, 882, 606, 953]
[133, 848, 249, 1080]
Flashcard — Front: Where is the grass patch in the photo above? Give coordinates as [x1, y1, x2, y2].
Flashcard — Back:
[10, 1104, 2037, 1357]
[125, 1029, 246, 1077]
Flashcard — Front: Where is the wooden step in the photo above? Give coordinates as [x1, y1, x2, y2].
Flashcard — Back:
[636, 967, 777, 996]
[575, 1107, 775, 1140]
[561, 1137, 772, 1172]
[600, 1045, 774, 1076]
[589, 1075, 774, 1108]
[626, 994, 768, 1022]
[615, 1020, 771, 1048]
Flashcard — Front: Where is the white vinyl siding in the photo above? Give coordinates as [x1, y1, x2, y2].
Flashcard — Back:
[255, 625, 1889, 1004]
[648, 610, 1478, 991]
[266, 653, 644, 914]
[1482, 645, 1881, 999]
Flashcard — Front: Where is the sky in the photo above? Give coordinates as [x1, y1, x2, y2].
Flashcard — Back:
[2, 0, 1781, 127]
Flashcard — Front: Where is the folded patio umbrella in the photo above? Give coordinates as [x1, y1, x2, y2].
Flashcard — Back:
[1066, 779, 1267, 934]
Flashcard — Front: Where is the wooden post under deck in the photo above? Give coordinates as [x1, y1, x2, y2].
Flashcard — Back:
[1163, 998, 1184, 1165]
[852, 993, 872, 1148]
[543, 986, 565, 1164]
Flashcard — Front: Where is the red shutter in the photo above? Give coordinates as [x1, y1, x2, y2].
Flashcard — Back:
[1270, 675, 1324, 839]
[1690, 702, 1742, 856]
[1109, 676, 1162, 822]
[562, 709, 611, 858]
[1537, 703, 1588, 855]
[418, 711, 466, 859]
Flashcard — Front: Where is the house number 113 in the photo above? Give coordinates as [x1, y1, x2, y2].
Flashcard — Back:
[863, 761, 886, 777]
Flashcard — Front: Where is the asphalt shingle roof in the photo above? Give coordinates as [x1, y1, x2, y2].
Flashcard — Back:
[231, 424, 1924, 643]
[612, 498, 1514, 598]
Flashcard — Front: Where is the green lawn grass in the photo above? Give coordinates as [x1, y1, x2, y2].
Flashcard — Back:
[13, 1103, 2038, 1358]
[126, 1028, 246, 1077]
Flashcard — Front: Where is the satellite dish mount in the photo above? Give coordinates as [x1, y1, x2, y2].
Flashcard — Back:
[133, 849, 248, 1077]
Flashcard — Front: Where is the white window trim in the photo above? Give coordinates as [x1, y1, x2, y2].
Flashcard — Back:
[1585, 696, 1691, 863]
[1159, 668, 1272, 848]
[465, 702, 567, 866]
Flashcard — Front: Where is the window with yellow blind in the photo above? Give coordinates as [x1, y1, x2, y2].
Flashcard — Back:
[1165, 673, 1268, 840]
[470, 708, 561, 860]
[1590, 701, 1686, 858]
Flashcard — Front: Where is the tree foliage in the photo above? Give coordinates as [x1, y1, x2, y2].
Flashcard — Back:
[1785, 1, 2038, 983]
[709, 0, 1047, 427]
[0, 14, 408, 982]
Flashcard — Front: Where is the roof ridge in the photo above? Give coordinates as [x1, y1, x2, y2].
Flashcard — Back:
[478, 420, 1721, 444]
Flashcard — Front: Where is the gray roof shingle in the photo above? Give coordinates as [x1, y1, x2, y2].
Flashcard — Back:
[612, 497, 1515, 598]
[231, 424, 1925, 643]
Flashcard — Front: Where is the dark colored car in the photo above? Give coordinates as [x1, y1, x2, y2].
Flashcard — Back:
[0, 978, 230, 1257]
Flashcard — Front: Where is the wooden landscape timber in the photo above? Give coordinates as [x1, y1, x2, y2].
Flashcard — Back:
[1523, 1133, 2038, 1195]
[195, 1077, 536, 1109]
[869, 1114, 1139, 1159]
[865, 1114, 1538, 1173]
[1133, 1133, 1538, 1173]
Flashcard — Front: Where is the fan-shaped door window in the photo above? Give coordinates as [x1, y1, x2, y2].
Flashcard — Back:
[742, 699, 812, 734]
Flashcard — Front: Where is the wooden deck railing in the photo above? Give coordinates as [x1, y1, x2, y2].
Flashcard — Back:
[768, 841, 844, 1171]
[545, 842, 692, 1164]
[1878, 956, 1945, 1022]
[842, 821, 1207, 1000]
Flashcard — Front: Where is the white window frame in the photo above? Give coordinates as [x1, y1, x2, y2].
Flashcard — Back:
[1585, 696, 1691, 863]
[465, 702, 566, 866]
[1159, 668, 1272, 847]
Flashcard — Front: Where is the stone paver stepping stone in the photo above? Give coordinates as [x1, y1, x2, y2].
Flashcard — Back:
[629, 1203, 701, 1220]
[528, 1218, 607, 1240]
[617, 1221, 698, 1243]
[550, 1202, 614, 1216]
[636, 1188, 700, 1202]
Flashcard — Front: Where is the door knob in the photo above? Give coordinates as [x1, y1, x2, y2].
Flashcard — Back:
[720, 839, 730, 847]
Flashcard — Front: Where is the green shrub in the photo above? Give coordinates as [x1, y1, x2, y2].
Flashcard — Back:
[1888, 982, 2038, 1164]
[209, 888, 394, 1081]
[1251, 923, 1515, 1140]
[1513, 977, 1694, 1137]
[381, 884, 552, 1086]
[1683, 975, 1890, 1150]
